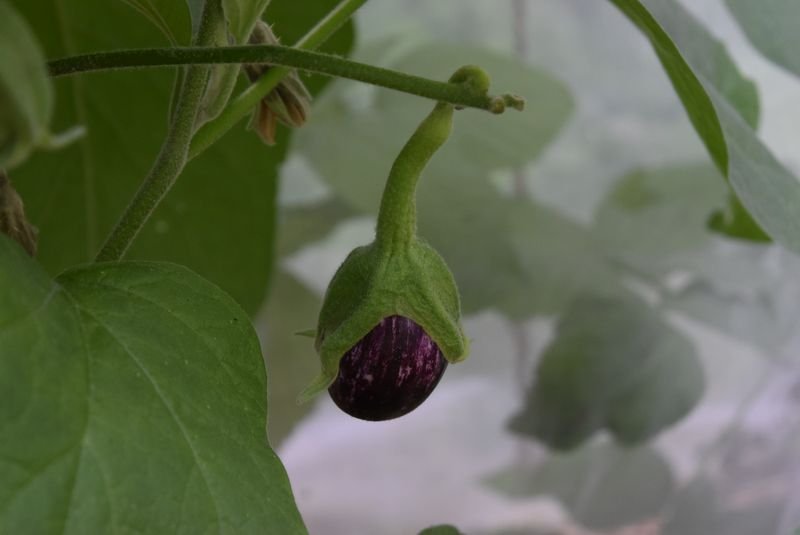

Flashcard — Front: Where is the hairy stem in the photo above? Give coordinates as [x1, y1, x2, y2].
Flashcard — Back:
[374, 102, 453, 248]
[94, 0, 223, 262]
[48, 44, 523, 136]
[373, 66, 503, 249]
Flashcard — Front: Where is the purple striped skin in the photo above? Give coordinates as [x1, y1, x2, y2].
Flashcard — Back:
[328, 315, 448, 421]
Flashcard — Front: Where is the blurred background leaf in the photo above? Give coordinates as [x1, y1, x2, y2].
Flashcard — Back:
[509, 294, 704, 450]
[725, 0, 800, 78]
[486, 442, 673, 531]
[0, 0, 54, 169]
[593, 163, 727, 275]
[260, 268, 323, 446]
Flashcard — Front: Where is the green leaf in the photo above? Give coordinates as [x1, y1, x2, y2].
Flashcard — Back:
[593, 163, 729, 274]
[12, 0, 354, 315]
[418, 525, 463, 535]
[725, 0, 800, 78]
[664, 273, 800, 353]
[503, 200, 623, 318]
[707, 192, 771, 242]
[609, 0, 800, 247]
[121, 0, 193, 44]
[0, 0, 53, 169]
[0, 235, 306, 533]
[509, 294, 704, 450]
[486, 443, 674, 531]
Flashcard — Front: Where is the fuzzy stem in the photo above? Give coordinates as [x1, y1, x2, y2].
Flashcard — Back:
[47, 45, 522, 153]
[94, 0, 223, 262]
[373, 66, 497, 249]
[374, 102, 453, 249]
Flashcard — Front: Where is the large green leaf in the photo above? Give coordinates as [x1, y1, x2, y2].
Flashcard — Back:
[725, 0, 800, 78]
[487, 443, 674, 531]
[609, 0, 800, 247]
[12, 0, 353, 314]
[120, 0, 193, 44]
[0, 235, 306, 533]
[509, 294, 704, 450]
[0, 0, 53, 169]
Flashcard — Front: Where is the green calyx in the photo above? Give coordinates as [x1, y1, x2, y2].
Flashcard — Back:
[299, 66, 494, 402]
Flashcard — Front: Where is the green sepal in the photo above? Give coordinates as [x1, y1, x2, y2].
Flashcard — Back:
[298, 238, 469, 402]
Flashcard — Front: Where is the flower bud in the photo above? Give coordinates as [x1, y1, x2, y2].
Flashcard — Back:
[244, 21, 312, 145]
[0, 170, 37, 256]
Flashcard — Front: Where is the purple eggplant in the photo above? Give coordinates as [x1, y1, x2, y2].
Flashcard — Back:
[328, 315, 448, 421]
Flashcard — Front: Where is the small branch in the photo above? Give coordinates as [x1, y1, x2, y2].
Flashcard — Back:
[48, 44, 524, 114]
[94, 0, 223, 262]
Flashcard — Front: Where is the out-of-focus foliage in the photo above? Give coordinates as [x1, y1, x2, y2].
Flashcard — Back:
[594, 163, 727, 273]
[725, 0, 800, 78]
[508, 294, 704, 450]
[0, 1, 54, 169]
[417, 525, 462, 535]
[487, 442, 673, 530]
[610, 0, 800, 248]
[262, 268, 325, 445]
[594, 162, 800, 355]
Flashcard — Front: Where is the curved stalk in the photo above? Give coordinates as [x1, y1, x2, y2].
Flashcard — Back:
[94, 0, 223, 262]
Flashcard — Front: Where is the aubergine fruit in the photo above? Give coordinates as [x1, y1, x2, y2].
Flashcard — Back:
[328, 315, 448, 420]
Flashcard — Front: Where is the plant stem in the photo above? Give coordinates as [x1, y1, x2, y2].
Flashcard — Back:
[94, 0, 223, 262]
[49, 45, 503, 106]
[48, 44, 521, 147]
[190, 0, 367, 159]
[375, 102, 454, 249]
